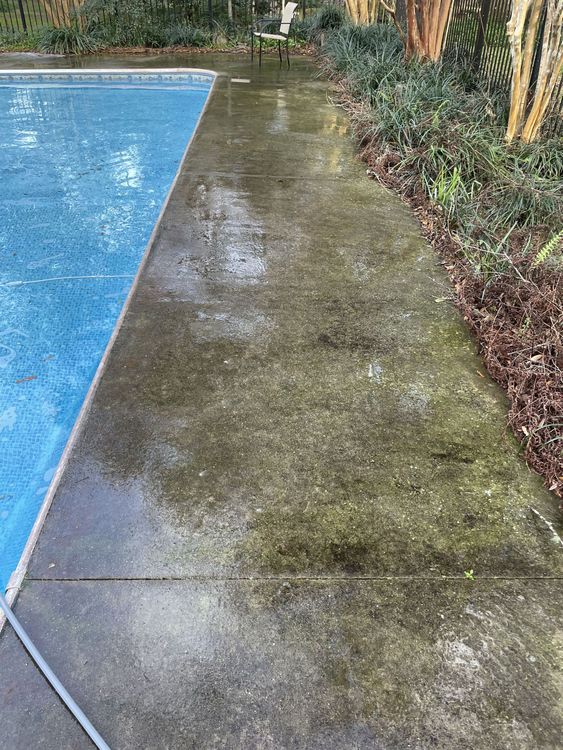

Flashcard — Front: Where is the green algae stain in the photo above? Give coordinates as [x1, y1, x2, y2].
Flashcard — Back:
[86, 66, 560, 579]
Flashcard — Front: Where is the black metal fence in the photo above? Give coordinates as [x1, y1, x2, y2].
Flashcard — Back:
[0, 0, 321, 33]
[445, 0, 520, 87]
[0, 0, 48, 32]
[443, 0, 561, 135]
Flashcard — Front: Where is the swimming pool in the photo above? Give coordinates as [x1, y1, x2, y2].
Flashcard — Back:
[0, 70, 214, 590]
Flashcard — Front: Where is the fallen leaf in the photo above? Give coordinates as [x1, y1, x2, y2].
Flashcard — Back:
[15, 375, 37, 384]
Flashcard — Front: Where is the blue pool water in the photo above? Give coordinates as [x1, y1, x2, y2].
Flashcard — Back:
[0, 71, 212, 589]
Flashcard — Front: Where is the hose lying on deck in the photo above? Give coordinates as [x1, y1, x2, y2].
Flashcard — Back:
[0, 591, 111, 750]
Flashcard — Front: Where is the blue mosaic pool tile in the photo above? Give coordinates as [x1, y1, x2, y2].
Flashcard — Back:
[0, 72, 212, 588]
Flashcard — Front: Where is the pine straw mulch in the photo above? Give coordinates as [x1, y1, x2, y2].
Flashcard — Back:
[85, 43, 316, 56]
[332, 82, 563, 502]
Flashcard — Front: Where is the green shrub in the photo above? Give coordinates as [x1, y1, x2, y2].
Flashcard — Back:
[124, 24, 167, 47]
[165, 24, 211, 48]
[93, 20, 168, 47]
[305, 4, 347, 40]
[0, 30, 40, 51]
[79, 0, 169, 48]
[38, 25, 101, 55]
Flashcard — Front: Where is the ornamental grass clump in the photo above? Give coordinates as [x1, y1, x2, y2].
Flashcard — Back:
[38, 25, 101, 54]
[322, 23, 562, 274]
[304, 3, 347, 41]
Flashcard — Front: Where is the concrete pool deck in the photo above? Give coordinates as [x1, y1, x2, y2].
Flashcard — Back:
[0, 53, 561, 748]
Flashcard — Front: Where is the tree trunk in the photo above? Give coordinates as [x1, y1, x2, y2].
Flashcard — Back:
[405, 0, 422, 58]
[520, 0, 563, 141]
[506, 0, 561, 142]
[405, 0, 453, 61]
[346, 0, 380, 24]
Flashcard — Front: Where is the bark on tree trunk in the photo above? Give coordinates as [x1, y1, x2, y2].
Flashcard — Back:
[506, 0, 561, 142]
[520, 0, 563, 141]
[405, 0, 453, 61]
[346, 0, 380, 24]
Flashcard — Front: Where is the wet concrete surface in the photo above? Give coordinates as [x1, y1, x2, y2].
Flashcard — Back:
[2, 579, 562, 750]
[0, 53, 561, 748]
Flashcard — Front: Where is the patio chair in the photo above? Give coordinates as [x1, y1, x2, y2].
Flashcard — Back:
[251, 2, 299, 68]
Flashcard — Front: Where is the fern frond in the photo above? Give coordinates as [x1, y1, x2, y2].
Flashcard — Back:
[532, 230, 563, 267]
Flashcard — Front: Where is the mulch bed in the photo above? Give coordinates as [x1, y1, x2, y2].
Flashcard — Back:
[332, 81, 562, 502]
[0, 42, 316, 56]
[69, 44, 315, 56]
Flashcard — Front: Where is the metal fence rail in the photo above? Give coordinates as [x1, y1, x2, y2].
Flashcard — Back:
[445, 0, 513, 85]
[444, 0, 561, 135]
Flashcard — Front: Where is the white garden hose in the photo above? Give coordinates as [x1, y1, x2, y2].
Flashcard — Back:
[0, 591, 111, 750]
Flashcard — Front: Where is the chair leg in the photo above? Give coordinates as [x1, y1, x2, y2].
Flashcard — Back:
[259, 35, 262, 67]
[278, 39, 282, 66]
[286, 37, 290, 68]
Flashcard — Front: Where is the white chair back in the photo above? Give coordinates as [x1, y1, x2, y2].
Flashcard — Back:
[279, 2, 298, 36]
